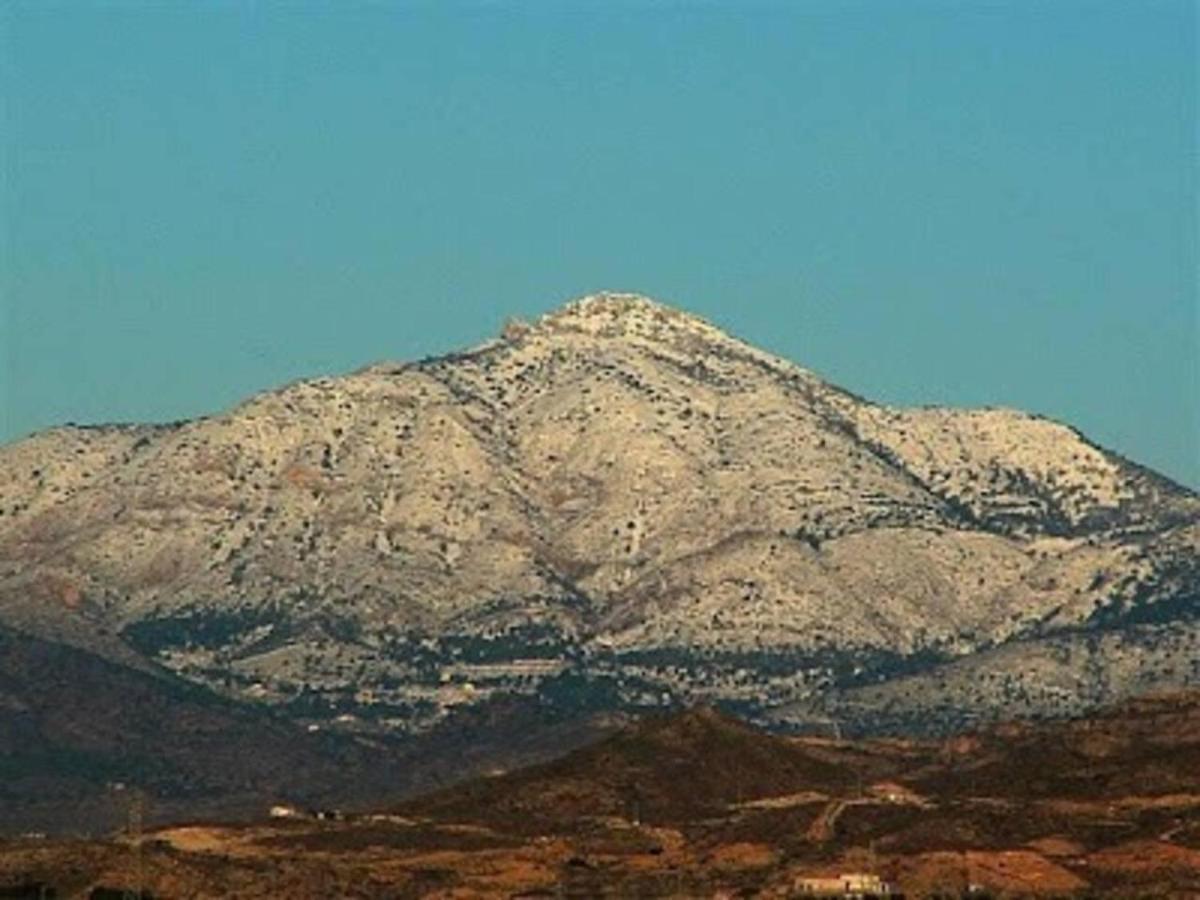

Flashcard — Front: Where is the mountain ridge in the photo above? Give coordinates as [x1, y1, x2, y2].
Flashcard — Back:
[0, 292, 1196, 746]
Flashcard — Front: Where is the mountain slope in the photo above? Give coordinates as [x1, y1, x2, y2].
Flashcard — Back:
[0, 624, 418, 835]
[7, 695, 1200, 898]
[1, 292, 1196, 739]
[403, 706, 918, 830]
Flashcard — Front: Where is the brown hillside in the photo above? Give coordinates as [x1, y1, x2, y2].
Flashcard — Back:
[3, 695, 1200, 897]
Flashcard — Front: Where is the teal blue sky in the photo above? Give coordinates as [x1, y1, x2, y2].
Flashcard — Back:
[3, 1, 1196, 486]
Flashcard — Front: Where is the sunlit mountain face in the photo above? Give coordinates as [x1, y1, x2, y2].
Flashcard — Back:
[1, 293, 1197, 833]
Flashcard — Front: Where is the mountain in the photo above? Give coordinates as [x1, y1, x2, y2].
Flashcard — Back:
[1, 292, 1197, 749]
[5, 694, 1200, 897]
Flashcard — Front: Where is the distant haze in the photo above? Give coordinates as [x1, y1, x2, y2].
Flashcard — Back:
[3, 1, 1196, 486]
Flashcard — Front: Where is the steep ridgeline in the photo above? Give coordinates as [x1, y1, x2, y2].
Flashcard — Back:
[1, 293, 1197, 737]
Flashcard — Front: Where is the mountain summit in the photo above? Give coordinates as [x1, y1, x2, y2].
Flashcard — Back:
[1, 293, 1196, 739]
[530, 292, 784, 356]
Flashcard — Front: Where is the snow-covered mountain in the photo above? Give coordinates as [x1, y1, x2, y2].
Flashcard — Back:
[2, 293, 1196, 735]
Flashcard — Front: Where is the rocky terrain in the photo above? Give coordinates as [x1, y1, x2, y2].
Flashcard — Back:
[3, 692, 1200, 898]
[1, 292, 1196, 756]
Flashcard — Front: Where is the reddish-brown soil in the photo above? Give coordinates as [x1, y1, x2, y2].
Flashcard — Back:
[3, 693, 1200, 897]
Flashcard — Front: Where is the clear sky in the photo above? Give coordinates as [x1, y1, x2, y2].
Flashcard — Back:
[3, 1, 1196, 487]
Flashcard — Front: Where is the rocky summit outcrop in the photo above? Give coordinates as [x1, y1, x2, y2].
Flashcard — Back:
[1, 292, 1197, 737]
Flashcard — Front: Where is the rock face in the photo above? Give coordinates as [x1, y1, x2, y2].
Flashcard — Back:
[1, 292, 1197, 736]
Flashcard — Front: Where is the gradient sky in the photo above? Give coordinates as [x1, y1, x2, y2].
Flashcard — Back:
[3, 1, 1196, 486]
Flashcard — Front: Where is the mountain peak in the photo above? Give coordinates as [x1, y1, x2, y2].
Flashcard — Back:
[530, 291, 731, 347]
[545, 291, 686, 320]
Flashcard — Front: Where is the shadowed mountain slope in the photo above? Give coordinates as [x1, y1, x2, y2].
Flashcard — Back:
[0, 625, 418, 835]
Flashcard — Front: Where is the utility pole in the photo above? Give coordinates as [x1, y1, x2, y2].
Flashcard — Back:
[126, 789, 145, 900]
